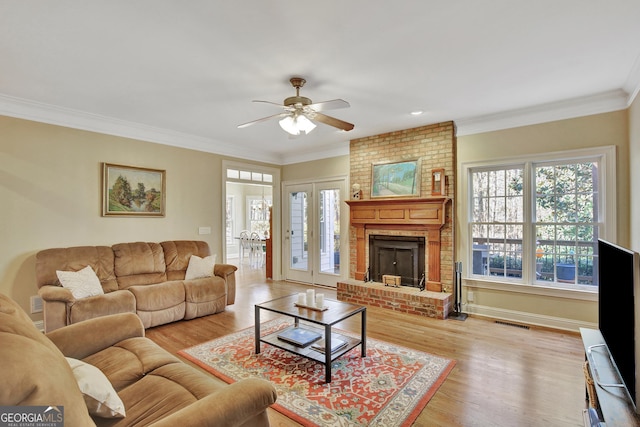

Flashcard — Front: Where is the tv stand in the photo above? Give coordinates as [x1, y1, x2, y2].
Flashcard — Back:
[580, 328, 640, 426]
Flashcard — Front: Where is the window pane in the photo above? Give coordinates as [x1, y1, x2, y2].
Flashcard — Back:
[227, 169, 239, 179]
[506, 196, 523, 222]
[470, 167, 523, 279]
[473, 196, 489, 222]
[534, 161, 599, 287]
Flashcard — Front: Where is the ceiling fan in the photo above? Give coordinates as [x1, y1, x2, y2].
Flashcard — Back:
[237, 77, 354, 136]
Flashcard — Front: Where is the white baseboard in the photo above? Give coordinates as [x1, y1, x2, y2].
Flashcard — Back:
[33, 320, 44, 332]
[463, 303, 596, 332]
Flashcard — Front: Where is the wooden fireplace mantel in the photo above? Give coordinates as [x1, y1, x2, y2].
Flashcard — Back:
[345, 197, 450, 291]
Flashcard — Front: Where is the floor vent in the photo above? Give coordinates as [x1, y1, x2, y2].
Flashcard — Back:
[495, 320, 530, 330]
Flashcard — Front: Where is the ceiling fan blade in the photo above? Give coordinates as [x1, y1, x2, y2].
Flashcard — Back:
[307, 99, 350, 111]
[252, 100, 286, 108]
[237, 112, 289, 129]
[312, 112, 355, 131]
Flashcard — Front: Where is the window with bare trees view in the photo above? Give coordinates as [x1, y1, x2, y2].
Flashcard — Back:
[466, 146, 615, 291]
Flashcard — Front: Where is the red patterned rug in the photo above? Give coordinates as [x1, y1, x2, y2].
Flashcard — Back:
[178, 318, 455, 427]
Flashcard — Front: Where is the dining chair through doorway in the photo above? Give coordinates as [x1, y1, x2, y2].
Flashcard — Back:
[239, 230, 250, 265]
[250, 232, 265, 268]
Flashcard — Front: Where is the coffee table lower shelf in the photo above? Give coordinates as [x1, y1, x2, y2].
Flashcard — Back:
[255, 294, 367, 383]
[259, 325, 361, 364]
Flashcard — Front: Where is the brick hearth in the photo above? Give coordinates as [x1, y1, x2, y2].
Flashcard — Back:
[337, 279, 452, 319]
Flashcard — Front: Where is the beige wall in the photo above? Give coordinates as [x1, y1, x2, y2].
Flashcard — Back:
[630, 96, 640, 252]
[457, 110, 630, 329]
[0, 115, 236, 319]
[282, 156, 349, 182]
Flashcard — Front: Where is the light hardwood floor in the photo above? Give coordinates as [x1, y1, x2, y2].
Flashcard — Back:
[145, 266, 587, 427]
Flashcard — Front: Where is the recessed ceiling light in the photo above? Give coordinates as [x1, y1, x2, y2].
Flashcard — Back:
[410, 110, 424, 116]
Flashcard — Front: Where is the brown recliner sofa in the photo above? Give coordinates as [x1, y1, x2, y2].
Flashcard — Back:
[0, 292, 277, 426]
[36, 240, 237, 332]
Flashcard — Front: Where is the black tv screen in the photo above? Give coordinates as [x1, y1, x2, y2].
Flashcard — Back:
[598, 238, 640, 411]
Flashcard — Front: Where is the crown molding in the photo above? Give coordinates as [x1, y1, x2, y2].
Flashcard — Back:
[280, 141, 350, 165]
[623, 53, 640, 106]
[0, 89, 632, 164]
[455, 89, 629, 136]
[0, 94, 282, 164]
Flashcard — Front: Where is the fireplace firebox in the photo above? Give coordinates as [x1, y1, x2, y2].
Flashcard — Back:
[369, 235, 425, 288]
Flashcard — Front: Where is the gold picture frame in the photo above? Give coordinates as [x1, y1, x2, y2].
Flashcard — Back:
[371, 159, 421, 198]
[102, 163, 166, 217]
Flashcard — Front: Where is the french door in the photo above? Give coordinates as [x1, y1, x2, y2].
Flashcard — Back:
[283, 179, 346, 286]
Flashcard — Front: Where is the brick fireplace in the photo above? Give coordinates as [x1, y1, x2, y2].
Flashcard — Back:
[345, 197, 449, 292]
[337, 121, 456, 319]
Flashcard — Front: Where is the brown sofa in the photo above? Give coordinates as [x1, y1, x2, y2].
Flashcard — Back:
[0, 292, 277, 426]
[36, 240, 237, 332]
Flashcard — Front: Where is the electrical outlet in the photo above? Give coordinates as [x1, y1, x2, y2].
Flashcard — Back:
[467, 291, 474, 302]
[30, 295, 43, 313]
[198, 226, 211, 235]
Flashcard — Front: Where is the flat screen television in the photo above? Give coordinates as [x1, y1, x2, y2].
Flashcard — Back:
[597, 238, 640, 413]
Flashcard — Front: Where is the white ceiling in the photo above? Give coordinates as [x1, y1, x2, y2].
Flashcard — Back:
[1, 1, 639, 165]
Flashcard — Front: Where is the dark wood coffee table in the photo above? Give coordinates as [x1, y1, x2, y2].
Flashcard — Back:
[255, 294, 366, 383]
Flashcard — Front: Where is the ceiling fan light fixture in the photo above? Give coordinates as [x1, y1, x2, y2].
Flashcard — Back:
[296, 115, 316, 134]
[279, 114, 316, 135]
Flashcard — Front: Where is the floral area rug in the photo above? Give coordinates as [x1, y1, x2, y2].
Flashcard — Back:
[178, 318, 455, 426]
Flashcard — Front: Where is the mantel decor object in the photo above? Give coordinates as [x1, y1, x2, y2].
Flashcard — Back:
[431, 168, 446, 196]
[351, 183, 362, 200]
[102, 163, 166, 217]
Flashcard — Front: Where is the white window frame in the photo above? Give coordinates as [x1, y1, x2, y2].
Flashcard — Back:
[462, 145, 616, 296]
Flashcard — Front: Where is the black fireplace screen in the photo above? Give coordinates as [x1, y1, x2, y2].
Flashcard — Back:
[369, 235, 425, 287]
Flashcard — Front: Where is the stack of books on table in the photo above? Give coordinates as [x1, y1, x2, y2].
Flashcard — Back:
[311, 338, 348, 354]
[276, 327, 322, 347]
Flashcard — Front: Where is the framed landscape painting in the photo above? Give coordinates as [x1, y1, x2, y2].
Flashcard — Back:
[102, 163, 166, 217]
[371, 159, 421, 198]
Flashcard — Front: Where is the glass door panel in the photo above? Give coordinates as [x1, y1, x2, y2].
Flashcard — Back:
[318, 188, 340, 276]
[285, 185, 312, 283]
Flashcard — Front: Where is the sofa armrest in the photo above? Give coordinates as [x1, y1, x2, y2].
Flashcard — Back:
[149, 378, 277, 427]
[214, 263, 237, 305]
[38, 284, 76, 303]
[46, 312, 145, 360]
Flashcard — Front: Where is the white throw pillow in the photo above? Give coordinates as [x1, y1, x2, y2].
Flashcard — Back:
[185, 254, 217, 280]
[65, 357, 126, 418]
[56, 265, 104, 299]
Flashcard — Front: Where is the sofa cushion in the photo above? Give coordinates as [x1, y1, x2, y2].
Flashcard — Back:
[66, 357, 126, 418]
[96, 363, 227, 427]
[127, 281, 186, 328]
[113, 242, 167, 288]
[57, 265, 104, 299]
[36, 246, 118, 293]
[0, 294, 96, 426]
[83, 337, 181, 391]
[128, 281, 185, 312]
[162, 241, 211, 281]
[183, 276, 227, 319]
[185, 254, 217, 280]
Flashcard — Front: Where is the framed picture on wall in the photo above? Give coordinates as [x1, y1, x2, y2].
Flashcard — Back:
[102, 163, 166, 217]
[371, 159, 421, 198]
